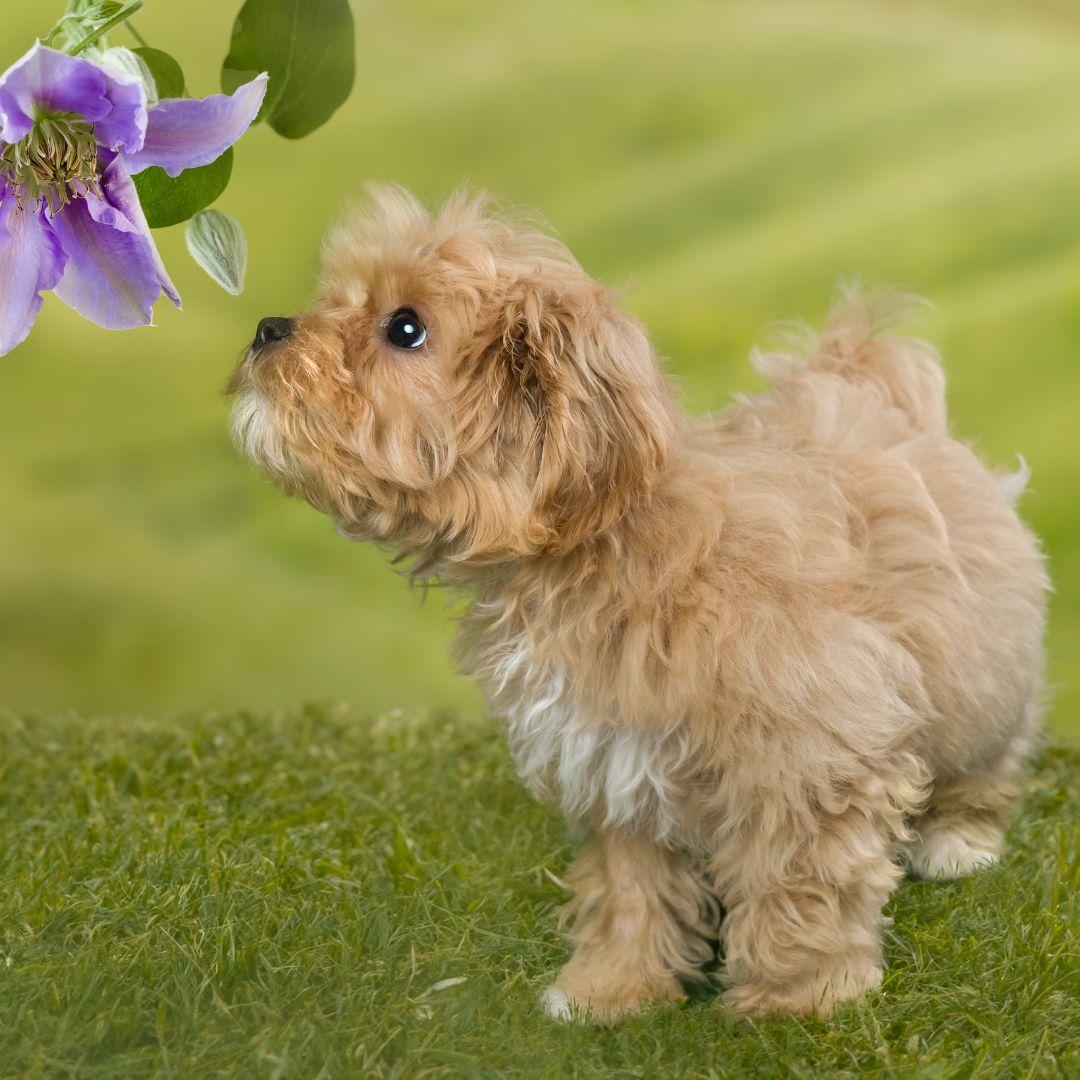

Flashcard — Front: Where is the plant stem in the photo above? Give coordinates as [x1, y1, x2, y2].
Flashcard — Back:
[125, 21, 150, 48]
[69, 1, 145, 56]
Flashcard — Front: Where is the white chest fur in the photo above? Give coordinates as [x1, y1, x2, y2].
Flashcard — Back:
[485, 631, 686, 842]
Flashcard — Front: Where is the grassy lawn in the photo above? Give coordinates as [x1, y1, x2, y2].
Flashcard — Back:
[0, 708, 1076, 1077]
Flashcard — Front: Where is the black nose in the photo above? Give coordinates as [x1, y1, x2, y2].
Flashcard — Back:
[254, 316, 294, 349]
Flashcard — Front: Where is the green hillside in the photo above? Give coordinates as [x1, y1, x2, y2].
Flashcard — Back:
[1, 1, 1077, 731]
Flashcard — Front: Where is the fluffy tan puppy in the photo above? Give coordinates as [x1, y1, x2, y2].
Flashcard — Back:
[229, 186, 1048, 1021]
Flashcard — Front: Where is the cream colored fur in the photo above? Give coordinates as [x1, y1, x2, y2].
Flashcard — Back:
[229, 186, 1049, 1022]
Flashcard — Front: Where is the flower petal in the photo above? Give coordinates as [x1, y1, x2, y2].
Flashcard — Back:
[90, 67, 148, 154]
[123, 73, 268, 178]
[0, 43, 146, 151]
[98, 153, 180, 308]
[0, 43, 108, 142]
[50, 192, 163, 331]
[0, 187, 68, 356]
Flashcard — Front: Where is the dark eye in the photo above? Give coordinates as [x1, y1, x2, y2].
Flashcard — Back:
[386, 307, 426, 350]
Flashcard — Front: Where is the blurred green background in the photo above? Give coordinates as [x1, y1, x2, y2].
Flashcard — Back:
[1, 0, 1077, 733]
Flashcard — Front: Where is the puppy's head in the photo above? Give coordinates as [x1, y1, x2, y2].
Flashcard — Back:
[229, 185, 677, 568]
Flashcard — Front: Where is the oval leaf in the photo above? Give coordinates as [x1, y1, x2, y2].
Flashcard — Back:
[221, 0, 355, 140]
[186, 209, 247, 295]
[132, 46, 186, 99]
[132, 148, 233, 229]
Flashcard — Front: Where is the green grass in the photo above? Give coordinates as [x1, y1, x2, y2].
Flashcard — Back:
[0, 708, 1076, 1077]
[0, 0, 1077, 732]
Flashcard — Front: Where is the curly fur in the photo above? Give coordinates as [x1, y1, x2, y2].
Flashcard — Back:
[229, 185, 1049, 1021]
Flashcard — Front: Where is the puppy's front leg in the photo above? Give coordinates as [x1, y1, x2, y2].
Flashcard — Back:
[714, 764, 917, 1018]
[544, 830, 717, 1023]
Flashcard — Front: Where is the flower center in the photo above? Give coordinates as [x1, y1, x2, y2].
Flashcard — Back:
[1, 113, 101, 214]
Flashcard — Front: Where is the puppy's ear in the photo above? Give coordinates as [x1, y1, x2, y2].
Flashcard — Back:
[482, 274, 679, 554]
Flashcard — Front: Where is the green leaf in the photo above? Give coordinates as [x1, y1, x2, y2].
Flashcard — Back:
[132, 150, 233, 229]
[186, 210, 248, 295]
[132, 47, 186, 99]
[221, 0, 355, 140]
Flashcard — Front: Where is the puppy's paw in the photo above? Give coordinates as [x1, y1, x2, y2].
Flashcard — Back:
[724, 962, 882, 1018]
[541, 972, 684, 1025]
[541, 985, 577, 1022]
[910, 828, 1000, 880]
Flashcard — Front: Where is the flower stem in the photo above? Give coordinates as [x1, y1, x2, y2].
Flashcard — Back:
[68, 1, 145, 56]
[125, 20, 150, 48]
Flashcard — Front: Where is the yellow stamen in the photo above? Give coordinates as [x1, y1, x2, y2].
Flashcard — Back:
[0, 113, 101, 215]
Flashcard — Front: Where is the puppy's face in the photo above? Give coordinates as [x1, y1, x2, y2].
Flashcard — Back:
[229, 186, 676, 568]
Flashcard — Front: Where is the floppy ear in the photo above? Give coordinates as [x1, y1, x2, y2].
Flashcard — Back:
[486, 275, 679, 554]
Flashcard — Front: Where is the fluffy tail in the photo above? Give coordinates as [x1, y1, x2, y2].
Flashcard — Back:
[751, 286, 947, 434]
[996, 454, 1031, 507]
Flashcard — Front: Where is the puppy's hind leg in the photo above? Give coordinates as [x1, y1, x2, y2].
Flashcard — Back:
[543, 830, 717, 1024]
[714, 757, 924, 1018]
[910, 697, 1040, 881]
[909, 721, 1035, 880]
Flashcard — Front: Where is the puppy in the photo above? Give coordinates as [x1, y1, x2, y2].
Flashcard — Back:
[229, 186, 1048, 1021]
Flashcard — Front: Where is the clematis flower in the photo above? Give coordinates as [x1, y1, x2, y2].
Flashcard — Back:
[0, 42, 267, 356]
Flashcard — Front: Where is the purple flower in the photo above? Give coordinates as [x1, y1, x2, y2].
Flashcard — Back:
[0, 43, 267, 356]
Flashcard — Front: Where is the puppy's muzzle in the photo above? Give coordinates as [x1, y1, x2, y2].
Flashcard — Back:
[253, 316, 295, 352]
